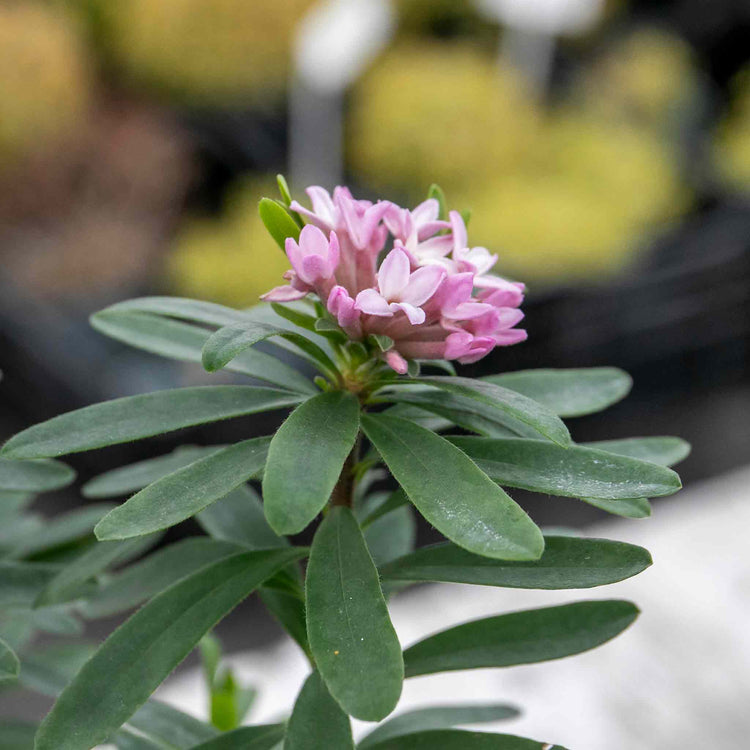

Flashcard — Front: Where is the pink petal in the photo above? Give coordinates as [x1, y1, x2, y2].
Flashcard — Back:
[284, 237, 305, 278]
[289, 201, 333, 232]
[298, 224, 329, 258]
[354, 288, 393, 317]
[450, 210, 468, 251]
[391, 302, 426, 325]
[493, 328, 528, 346]
[437, 272, 474, 311]
[260, 285, 308, 302]
[417, 220, 451, 241]
[327, 285, 359, 326]
[416, 234, 454, 257]
[300, 254, 330, 283]
[306, 186, 337, 225]
[384, 350, 408, 374]
[400, 264, 445, 307]
[411, 198, 439, 226]
[378, 248, 411, 299]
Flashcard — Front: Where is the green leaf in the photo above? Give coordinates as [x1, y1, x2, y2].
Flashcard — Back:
[579, 496, 652, 519]
[188, 724, 286, 750]
[359, 488, 409, 529]
[128, 700, 218, 748]
[277, 174, 293, 206]
[1, 386, 301, 459]
[91, 310, 314, 394]
[0, 637, 19, 683]
[382, 404, 454, 433]
[370, 334, 395, 352]
[202, 320, 338, 379]
[582, 437, 691, 467]
[485, 367, 632, 418]
[0, 490, 34, 518]
[403, 600, 639, 678]
[112, 732, 163, 750]
[380, 537, 652, 589]
[427, 184, 448, 220]
[358, 704, 521, 748]
[285, 671, 354, 750]
[7, 504, 114, 559]
[450, 437, 682, 500]
[17, 642, 97, 696]
[0, 562, 60, 607]
[34, 534, 159, 607]
[0, 721, 37, 750]
[80, 538, 243, 619]
[94, 437, 271, 540]
[35, 547, 306, 750]
[259, 197, 301, 250]
[101, 296, 249, 328]
[363, 499, 416, 569]
[412, 376, 570, 445]
[260, 587, 310, 658]
[83, 445, 226, 499]
[306, 507, 403, 721]
[0, 457, 75, 492]
[361, 414, 543, 561]
[263, 392, 360, 535]
[197, 484, 285, 549]
[361, 729, 567, 749]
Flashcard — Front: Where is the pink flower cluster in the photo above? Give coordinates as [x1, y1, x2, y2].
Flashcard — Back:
[262, 186, 526, 374]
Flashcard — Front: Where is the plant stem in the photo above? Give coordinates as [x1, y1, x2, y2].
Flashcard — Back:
[330, 434, 360, 508]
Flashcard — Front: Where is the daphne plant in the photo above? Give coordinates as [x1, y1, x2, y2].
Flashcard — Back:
[0, 178, 688, 750]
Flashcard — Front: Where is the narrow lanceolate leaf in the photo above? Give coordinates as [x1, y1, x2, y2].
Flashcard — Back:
[285, 671, 354, 750]
[486, 367, 632, 418]
[450, 437, 682, 499]
[580, 496, 652, 519]
[259, 197, 301, 250]
[95, 437, 271, 540]
[306, 507, 403, 721]
[196, 484, 285, 549]
[0, 721, 37, 750]
[35, 534, 159, 607]
[80, 539, 242, 619]
[188, 724, 285, 750]
[413, 376, 571, 445]
[202, 320, 338, 378]
[362, 729, 567, 749]
[0, 562, 61, 607]
[0, 637, 20, 683]
[91, 310, 314, 394]
[358, 704, 521, 748]
[361, 415, 543, 561]
[1, 386, 302, 459]
[101, 296, 249, 328]
[127, 699, 218, 749]
[582, 437, 691, 467]
[380, 537, 652, 589]
[263, 392, 360, 535]
[0, 457, 75, 492]
[83, 445, 226, 498]
[35, 548, 306, 750]
[403, 600, 639, 678]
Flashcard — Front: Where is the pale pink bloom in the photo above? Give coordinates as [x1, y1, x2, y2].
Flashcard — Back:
[354, 247, 445, 325]
[384, 350, 409, 374]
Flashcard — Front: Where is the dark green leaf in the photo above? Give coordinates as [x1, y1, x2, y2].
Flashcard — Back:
[358, 704, 520, 748]
[202, 320, 338, 379]
[404, 600, 639, 677]
[112, 732, 163, 750]
[101, 296, 250, 328]
[1, 387, 302, 459]
[450, 437, 682, 499]
[380, 537, 652, 589]
[94, 438, 271, 540]
[486, 368, 632, 418]
[306, 507, 403, 721]
[0, 490, 34, 518]
[0, 562, 60, 607]
[582, 437, 691, 467]
[35, 535, 159, 607]
[35, 547, 305, 750]
[0, 457, 75, 492]
[196, 483, 285, 549]
[361, 415, 543, 561]
[128, 700, 218, 749]
[83, 445, 226, 499]
[285, 671, 354, 750]
[412, 376, 570, 445]
[263, 392, 360, 535]
[7, 504, 114, 560]
[189, 724, 286, 750]
[259, 197, 301, 250]
[579, 496, 652, 519]
[260, 587, 310, 658]
[363, 500, 416, 569]
[359, 488, 409, 529]
[18, 642, 97, 696]
[0, 721, 37, 750]
[91, 310, 314, 394]
[0, 637, 19, 683]
[80, 538, 242, 619]
[362, 729, 567, 749]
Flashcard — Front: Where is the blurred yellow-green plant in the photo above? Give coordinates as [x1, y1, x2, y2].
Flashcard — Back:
[165, 180, 291, 307]
[103, 0, 315, 105]
[350, 38, 691, 284]
[0, 2, 90, 165]
[714, 65, 750, 193]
